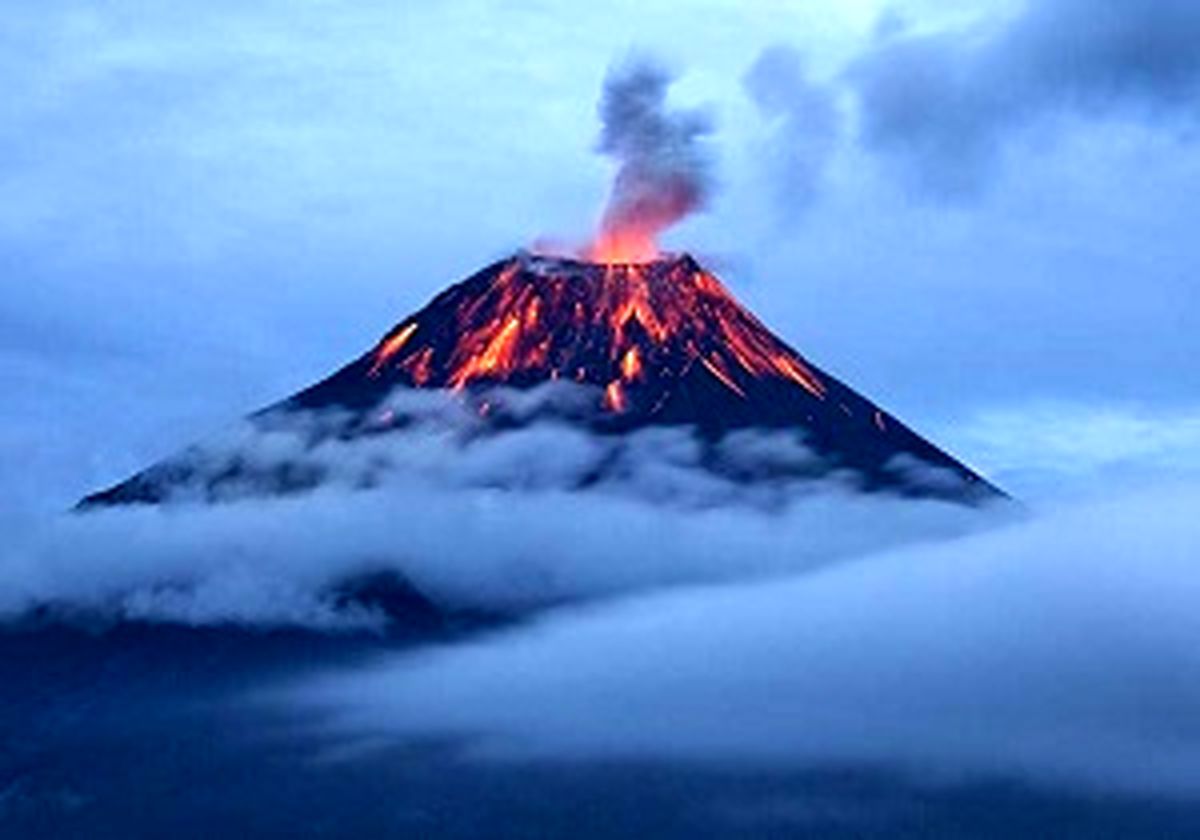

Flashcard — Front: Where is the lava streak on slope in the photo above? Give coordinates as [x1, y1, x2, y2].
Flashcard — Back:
[276, 249, 999, 500]
[363, 252, 827, 416]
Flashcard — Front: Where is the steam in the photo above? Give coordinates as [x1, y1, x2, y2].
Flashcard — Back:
[589, 56, 714, 261]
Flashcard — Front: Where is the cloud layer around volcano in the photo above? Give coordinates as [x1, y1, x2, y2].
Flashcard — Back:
[294, 478, 1200, 796]
[0, 394, 995, 630]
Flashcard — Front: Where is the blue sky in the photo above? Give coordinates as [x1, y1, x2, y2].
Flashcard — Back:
[3, 0, 1199, 510]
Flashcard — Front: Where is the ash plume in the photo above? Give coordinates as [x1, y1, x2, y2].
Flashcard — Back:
[591, 56, 714, 259]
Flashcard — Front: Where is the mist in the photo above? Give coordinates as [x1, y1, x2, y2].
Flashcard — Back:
[0, 398, 996, 629]
[292, 479, 1200, 795]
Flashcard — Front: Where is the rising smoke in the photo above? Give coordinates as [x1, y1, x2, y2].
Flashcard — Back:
[590, 56, 714, 259]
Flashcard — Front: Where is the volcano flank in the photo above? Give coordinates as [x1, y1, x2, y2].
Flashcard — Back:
[80, 251, 1002, 508]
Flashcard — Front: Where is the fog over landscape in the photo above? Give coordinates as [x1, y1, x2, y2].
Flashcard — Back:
[297, 479, 1200, 794]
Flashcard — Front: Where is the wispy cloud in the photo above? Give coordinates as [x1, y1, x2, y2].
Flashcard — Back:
[0, 403, 995, 630]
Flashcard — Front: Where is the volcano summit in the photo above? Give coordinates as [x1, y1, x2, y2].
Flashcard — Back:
[80, 251, 1002, 508]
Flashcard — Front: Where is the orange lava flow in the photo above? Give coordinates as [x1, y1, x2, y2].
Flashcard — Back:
[604, 380, 627, 412]
[449, 314, 522, 388]
[369, 322, 418, 376]
[620, 346, 642, 381]
[701, 355, 746, 397]
[366, 255, 828, 413]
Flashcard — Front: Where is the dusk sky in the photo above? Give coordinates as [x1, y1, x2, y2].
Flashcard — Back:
[5, 4, 1200, 833]
[4, 0, 1200, 512]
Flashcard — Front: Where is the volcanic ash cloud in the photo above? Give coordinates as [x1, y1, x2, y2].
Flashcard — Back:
[589, 56, 714, 262]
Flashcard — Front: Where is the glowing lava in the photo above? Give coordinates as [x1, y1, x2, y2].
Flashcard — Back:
[79, 248, 1006, 509]
[365, 252, 827, 417]
[585, 227, 661, 264]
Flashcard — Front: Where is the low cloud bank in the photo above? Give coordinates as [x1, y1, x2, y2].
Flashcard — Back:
[0, 396, 994, 630]
[293, 480, 1200, 795]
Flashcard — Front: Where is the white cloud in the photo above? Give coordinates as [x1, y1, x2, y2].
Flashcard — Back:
[292, 480, 1200, 795]
[0, 414, 996, 630]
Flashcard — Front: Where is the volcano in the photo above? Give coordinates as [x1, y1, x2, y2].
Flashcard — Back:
[80, 251, 1002, 508]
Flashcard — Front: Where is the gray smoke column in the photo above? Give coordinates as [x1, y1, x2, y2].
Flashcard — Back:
[588, 57, 714, 262]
